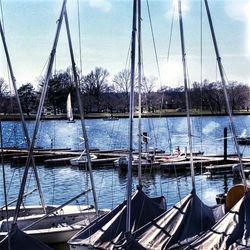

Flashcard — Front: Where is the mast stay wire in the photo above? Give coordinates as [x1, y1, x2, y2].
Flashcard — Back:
[199, 0, 204, 177]
[163, 0, 176, 155]
[145, 0, 178, 154]
[146, 0, 161, 83]
[143, 0, 160, 149]
[77, 0, 83, 78]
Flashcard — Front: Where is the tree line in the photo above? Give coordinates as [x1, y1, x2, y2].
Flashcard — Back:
[0, 67, 249, 116]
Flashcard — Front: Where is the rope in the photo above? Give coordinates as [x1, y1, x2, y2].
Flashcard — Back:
[146, 0, 161, 83]
[77, 0, 83, 78]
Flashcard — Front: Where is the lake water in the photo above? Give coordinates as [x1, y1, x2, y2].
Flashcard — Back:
[1, 115, 250, 210]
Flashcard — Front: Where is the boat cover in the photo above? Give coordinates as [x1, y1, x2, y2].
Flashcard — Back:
[68, 189, 165, 249]
[183, 192, 250, 249]
[125, 191, 224, 249]
[0, 223, 52, 250]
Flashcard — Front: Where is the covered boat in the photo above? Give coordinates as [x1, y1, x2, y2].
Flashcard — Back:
[68, 188, 165, 249]
[183, 187, 250, 249]
[0, 223, 52, 250]
[123, 190, 224, 249]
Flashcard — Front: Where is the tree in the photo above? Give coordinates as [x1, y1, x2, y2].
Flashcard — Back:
[112, 69, 130, 112]
[0, 78, 10, 114]
[18, 83, 37, 116]
[0, 78, 9, 97]
[142, 76, 158, 112]
[39, 70, 75, 115]
[227, 81, 249, 112]
[81, 67, 109, 112]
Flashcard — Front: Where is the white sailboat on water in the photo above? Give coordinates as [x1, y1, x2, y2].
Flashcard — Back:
[67, 92, 75, 123]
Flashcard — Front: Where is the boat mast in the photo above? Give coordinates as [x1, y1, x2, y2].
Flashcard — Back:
[0, 12, 46, 214]
[64, 8, 99, 214]
[204, 0, 247, 188]
[137, 0, 142, 187]
[126, 0, 137, 236]
[13, 0, 67, 223]
[178, 0, 195, 192]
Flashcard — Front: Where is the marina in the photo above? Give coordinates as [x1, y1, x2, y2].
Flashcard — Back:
[0, 0, 249, 249]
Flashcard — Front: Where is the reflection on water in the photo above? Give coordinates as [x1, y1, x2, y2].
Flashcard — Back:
[0, 163, 245, 210]
[1, 115, 250, 155]
[0, 116, 250, 248]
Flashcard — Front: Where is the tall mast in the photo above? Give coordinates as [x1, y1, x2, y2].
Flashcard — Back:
[204, 0, 247, 189]
[64, 8, 98, 213]
[178, 0, 195, 192]
[126, 0, 137, 236]
[13, 0, 67, 223]
[137, 0, 142, 187]
[0, 10, 46, 214]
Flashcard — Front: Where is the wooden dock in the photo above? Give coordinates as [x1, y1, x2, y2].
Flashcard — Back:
[1, 147, 250, 173]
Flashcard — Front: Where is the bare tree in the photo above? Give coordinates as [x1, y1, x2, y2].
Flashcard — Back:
[81, 67, 109, 112]
[112, 69, 130, 112]
[0, 78, 9, 97]
[142, 76, 157, 112]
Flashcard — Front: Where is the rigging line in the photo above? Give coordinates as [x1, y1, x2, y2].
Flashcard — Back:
[0, 119, 11, 250]
[77, 0, 83, 78]
[146, 0, 161, 83]
[199, 0, 204, 174]
[125, 42, 131, 71]
[162, 2, 176, 155]
[0, 0, 4, 32]
[7, 168, 16, 196]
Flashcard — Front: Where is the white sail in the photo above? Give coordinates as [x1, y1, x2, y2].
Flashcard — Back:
[67, 93, 74, 122]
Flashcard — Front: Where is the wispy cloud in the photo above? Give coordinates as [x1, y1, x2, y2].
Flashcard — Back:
[88, 0, 112, 13]
[224, 1, 250, 56]
[224, 1, 247, 22]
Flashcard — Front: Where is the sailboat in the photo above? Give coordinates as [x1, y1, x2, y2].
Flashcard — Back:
[67, 92, 75, 123]
[68, 0, 166, 249]
[0, 0, 107, 246]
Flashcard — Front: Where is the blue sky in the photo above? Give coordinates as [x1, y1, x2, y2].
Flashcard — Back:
[0, 0, 249, 90]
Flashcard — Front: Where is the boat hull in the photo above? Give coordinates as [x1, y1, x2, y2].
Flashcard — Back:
[0, 207, 109, 244]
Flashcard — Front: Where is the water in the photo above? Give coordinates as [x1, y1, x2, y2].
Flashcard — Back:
[1, 115, 250, 209]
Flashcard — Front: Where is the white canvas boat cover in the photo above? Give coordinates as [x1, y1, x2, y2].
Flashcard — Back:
[124, 191, 224, 249]
[68, 189, 165, 249]
[183, 192, 250, 250]
[0, 223, 52, 250]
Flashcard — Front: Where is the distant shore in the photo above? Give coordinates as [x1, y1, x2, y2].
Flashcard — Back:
[0, 110, 250, 121]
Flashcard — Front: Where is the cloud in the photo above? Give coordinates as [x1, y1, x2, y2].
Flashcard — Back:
[224, 0, 250, 56]
[224, 1, 247, 22]
[89, 0, 111, 13]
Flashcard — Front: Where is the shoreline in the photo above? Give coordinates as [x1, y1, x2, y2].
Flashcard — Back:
[0, 111, 250, 121]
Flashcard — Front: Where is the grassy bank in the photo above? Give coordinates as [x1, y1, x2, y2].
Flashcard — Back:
[1, 109, 250, 121]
